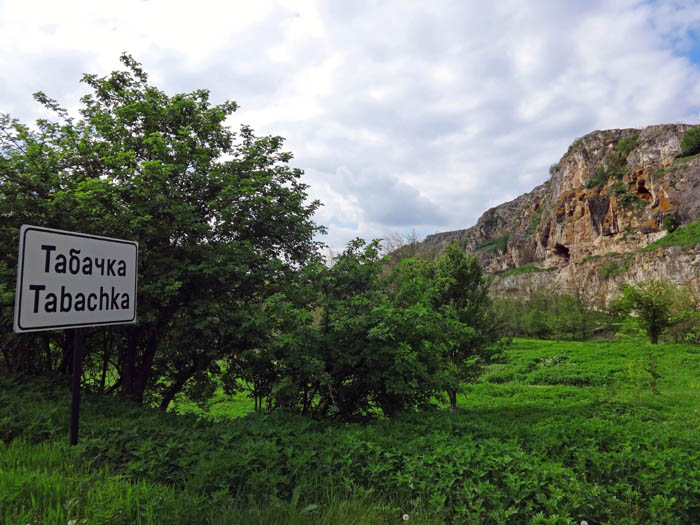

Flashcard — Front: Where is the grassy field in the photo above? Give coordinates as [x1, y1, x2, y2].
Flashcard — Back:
[2, 338, 700, 524]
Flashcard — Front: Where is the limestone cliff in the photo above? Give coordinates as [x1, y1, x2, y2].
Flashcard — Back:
[423, 124, 700, 304]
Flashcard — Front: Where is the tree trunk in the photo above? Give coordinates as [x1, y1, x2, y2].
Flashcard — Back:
[131, 330, 160, 403]
[159, 364, 196, 411]
[121, 328, 139, 399]
[448, 389, 457, 410]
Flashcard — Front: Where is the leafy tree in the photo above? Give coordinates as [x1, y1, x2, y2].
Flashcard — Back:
[524, 309, 553, 339]
[313, 239, 447, 419]
[666, 282, 700, 345]
[0, 54, 324, 404]
[614, 281, 673, 344]
[257, 240, 459, 420]
[433, 242, 504, 409]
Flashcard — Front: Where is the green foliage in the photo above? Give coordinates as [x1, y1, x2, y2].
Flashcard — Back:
[228, 239, 498, 419]
[0, 54, 324, 406]
[618, 192, 645, 211]
[585, 167, 609, 189]
[628, 345, 662, 399]
[567, 137, 582, 153]
[5, 337, 700, 524]
[675, 152, 700, 163]
[616, 132, 639, 157]
[613, 281, 673, 344]
[643, 220, 700, 251]
[524, 309, 552, 338]
[666, 283, 700, 345]
[585, 134, 638, 190]
[612, 181, 626, 196]
[490, 291, 604, 341]
[662, 214, 678, 232]
[528, 205, 543, 235]
[475, 234, 508, 253]
[433, 242, 505, 408]
[599, 253, 634, 279]
[680, 125, 700, 157]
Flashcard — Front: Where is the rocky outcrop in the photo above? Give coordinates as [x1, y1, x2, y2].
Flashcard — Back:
[423, 124, 700, 304]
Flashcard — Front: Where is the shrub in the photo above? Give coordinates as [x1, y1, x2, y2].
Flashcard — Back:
[475, 234, 508, 253]
[680, 126, 700, 157]
[528, 205, 543, 235]
[612, 181, 626, 196]
[616, 132, 639, 157]
[662, 215, 678, 233]
[567, 137, 582, 153]
[586, 147, 628, 189]
[586, 167, 609, 189]
[619, 192, 645, 212]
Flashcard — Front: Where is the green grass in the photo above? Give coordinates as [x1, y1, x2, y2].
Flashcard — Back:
[171, 384, 255, 419]
[3, 338, 700, 523]
[643, 220, 700, 252]
[674, 152, 700, 163]
[0, 440, 418, 525]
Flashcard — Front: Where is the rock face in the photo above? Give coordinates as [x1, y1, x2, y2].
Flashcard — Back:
[423, 124, 700, 304]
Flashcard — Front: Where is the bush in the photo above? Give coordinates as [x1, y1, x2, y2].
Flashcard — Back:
[616, 132, 639, 157]
[662, 215, 678, 232]
[680, 126, 700, 157]
[475, 235, 508, 253]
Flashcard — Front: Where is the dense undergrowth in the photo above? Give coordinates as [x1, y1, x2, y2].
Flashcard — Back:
[3, 338, 700, 524]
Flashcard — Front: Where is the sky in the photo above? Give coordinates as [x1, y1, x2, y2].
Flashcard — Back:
[2, 0, 700, 252]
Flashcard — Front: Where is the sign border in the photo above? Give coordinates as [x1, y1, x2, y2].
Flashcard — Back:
[14, 225, 139, 333]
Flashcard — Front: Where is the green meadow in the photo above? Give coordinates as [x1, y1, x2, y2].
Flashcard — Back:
[3, 338, 700, 524]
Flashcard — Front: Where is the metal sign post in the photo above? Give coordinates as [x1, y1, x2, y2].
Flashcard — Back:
[70, 328, 84, 446]
[14, 225, 138, 445]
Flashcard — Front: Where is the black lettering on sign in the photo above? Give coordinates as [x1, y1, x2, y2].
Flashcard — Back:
[45, 293, 57, 313]
[60, 286, 72, 312]
[74, 293, 86, 311]
[29, 284, 46, 313]
[68, 249, 81, 274]
[41, 245, 56, 273]
[95, 258, 105, 275]
[88, 293, 97, 311]
[54, 254, 67, 274]
[82, 256, 93, 275]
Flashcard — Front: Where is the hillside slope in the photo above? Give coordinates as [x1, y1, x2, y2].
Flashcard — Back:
[423, 124, 700, 304]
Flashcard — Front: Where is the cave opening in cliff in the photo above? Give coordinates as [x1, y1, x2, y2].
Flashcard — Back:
[553, 243, 570, 263]
[637, 180, 652, 199]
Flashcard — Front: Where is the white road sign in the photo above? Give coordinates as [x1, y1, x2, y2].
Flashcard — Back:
[14, 225, 138, 332]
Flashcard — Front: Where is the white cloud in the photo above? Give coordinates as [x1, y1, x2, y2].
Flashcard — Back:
[2, 0, 700, 252]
